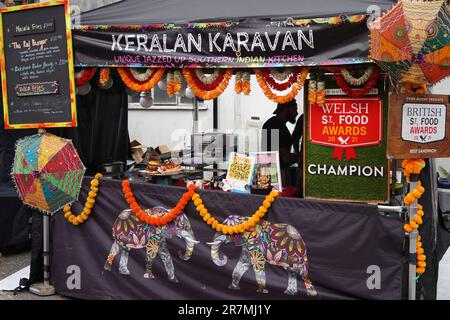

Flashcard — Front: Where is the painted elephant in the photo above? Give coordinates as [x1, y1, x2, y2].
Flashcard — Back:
[104, 207, 199, 283]
[207, 215, 317, 296]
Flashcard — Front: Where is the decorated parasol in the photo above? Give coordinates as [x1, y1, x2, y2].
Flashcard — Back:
[369, 0, 450, 85]
[11, 132, 86, 214]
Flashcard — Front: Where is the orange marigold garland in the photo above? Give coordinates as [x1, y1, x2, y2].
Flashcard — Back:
[117, 67, 165, 92]
[122, 180, 196, 226]
[242, 72, 251, 95]
[166, 71, 175, 96]
[192, 189, 279, 234]
[99, 68, 111, 87]
[64, 173, 103, 226]
[254, 68, 309, 104]
[402, 159, 427, 275]
[308, 70, 326, 106]
[402, 159, 426, 183]
[183, 68, 233, 100]
[173, 70, 182, 94]
[235, 71, 243, 94]
[416, 234, 426, 275]
[235, 71, 251, 95]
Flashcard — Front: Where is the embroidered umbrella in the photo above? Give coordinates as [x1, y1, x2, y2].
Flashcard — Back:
[369, 0, 450, 85]
[11, 132, 86, 214]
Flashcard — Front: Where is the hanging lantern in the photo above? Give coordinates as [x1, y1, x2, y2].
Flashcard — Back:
[184, 87, 194, 99]
[140, 91, 153, 108]
[76, 82, 91, 96]
[157, 76, 167, 90]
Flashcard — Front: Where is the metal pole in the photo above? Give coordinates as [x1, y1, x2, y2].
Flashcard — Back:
[193, 97, 199, 134]
[408, 178, 419, 300]
[43, 214, 50, 287]
[29, 213, 55, 296]
[213, 98, 218, 130]
[377, 205, 405, 214]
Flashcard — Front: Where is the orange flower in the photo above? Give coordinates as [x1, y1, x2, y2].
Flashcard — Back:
[414, 216, 423, 225]
[404, 224, 413, 233]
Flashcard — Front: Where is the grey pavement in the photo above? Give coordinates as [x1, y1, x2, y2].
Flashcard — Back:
[0, 251, 70, 300]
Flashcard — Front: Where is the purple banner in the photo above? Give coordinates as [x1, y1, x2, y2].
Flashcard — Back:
[51, 178, 404, 299]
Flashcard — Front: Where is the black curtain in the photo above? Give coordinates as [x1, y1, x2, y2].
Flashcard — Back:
[414, 159, 450, 300]
[50, 72, 131, 175]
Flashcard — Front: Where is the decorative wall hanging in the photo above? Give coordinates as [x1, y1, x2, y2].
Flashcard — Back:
[117, 67, 165, 92]
[182, 68, 233, 100]
[254, 68, 309, 104]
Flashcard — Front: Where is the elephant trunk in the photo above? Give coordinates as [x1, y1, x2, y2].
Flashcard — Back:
[207, 234, 228, 266]
[178, 230, 199, 261]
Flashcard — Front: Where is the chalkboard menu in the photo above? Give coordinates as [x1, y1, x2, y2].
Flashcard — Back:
[0, 1, 76, 129]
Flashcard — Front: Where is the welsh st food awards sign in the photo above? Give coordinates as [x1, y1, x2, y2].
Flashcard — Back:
[388, 93, 450, 159]
[304, 80, 389, 203]
[308, 98, 383, 160]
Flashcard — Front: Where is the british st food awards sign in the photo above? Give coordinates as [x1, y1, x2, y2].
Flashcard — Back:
[388, 94, 450, 159]
[304, 80, 389, 203]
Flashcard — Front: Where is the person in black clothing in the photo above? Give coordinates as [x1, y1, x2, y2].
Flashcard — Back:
[292, 114, 304, 156]
[292, 113, 304, 196]
[261, 100, 298, 186]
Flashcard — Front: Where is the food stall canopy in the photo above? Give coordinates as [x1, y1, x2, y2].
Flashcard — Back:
[74, 0, 397, 68]
[80, 0, 396, 25]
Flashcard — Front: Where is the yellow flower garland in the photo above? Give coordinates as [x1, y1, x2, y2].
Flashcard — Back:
[64, 173, 103, 226]
[192, 190, 279, 234]
[117, 68, 165, 92]
[182, 68, 233, 100]
[254, 68, 309, 104]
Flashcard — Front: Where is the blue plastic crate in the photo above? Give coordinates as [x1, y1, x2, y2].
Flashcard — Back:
[438, 178, 450, 189]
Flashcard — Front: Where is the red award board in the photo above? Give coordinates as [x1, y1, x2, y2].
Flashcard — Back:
[308, 98, 383, 160]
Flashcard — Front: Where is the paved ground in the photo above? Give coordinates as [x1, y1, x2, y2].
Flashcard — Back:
[0, 251, 69, 300]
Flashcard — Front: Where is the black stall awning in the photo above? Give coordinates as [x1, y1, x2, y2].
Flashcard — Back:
[74, 0, 397, 68]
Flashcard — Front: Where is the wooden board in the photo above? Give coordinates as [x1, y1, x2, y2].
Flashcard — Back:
[388, 93, 450, 159]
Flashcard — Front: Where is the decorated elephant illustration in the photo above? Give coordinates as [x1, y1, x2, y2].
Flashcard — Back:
[104, 207, 199, 283]
[207, 216, 317, 296]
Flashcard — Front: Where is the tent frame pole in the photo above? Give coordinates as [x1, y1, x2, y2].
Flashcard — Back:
[408, 178, 419, 300]
[29, 128, 56, 296]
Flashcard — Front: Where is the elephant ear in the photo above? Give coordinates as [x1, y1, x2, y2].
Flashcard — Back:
[139, 235, 146, 247]
[132, 234, 140, 245]
[273, 251, 283, 262]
